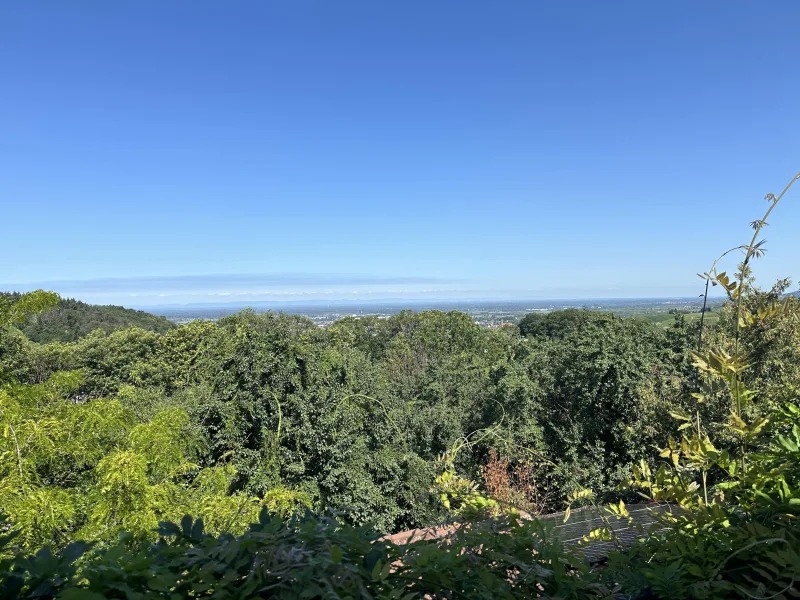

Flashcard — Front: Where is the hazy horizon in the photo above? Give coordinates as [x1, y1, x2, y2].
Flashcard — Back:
[0, 272, 730, 308]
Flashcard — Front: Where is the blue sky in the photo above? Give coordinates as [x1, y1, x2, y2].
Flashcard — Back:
[2, 1, 799, 306]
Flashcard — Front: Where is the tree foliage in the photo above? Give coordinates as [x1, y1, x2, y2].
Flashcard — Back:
[0, 293, 175, 343]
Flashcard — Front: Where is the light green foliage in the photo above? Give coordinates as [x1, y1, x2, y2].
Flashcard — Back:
[2, 488, 76, 551]
[129, 407, 198, 480]
[433, 467, 500, 521]
[88, 449, 154, 536]
[616, 402, 800, 599]
[0, 367, 269, 552]
[711, 285, 800, 415]
[0, 291, 59, 329]
[262, 487, 313, 517]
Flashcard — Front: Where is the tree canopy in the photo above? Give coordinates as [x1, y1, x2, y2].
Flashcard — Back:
[0, 293, 175, 343]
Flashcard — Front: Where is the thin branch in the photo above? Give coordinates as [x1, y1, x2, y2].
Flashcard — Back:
[8, 422, 24, 479]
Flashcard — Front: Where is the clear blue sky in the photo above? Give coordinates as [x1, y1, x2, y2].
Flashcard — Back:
[2, 1, 799, 306]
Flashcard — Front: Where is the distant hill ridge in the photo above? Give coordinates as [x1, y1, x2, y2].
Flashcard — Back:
[0, 292, 176, 343]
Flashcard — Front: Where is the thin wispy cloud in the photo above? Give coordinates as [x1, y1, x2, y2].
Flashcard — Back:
[1, 273, 466, 305]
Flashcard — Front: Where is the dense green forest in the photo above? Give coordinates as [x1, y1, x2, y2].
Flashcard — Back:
[1, 300, 699, 531]
[1, 176, 799, 598]
[0, 293, 175, 343]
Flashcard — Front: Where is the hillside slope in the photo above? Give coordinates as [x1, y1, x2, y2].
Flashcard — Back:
[0, 293, 176, 342]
